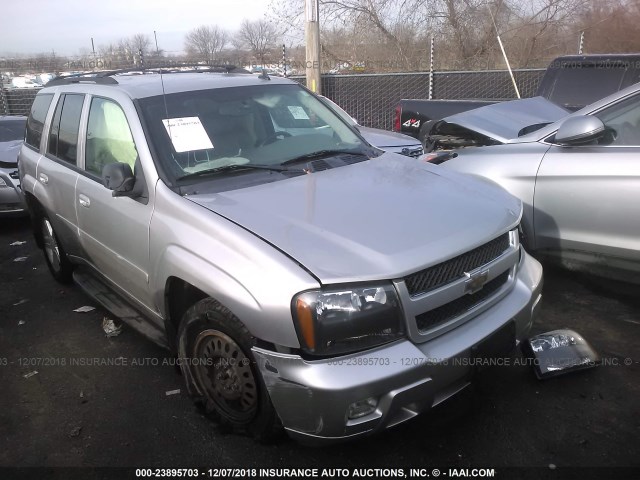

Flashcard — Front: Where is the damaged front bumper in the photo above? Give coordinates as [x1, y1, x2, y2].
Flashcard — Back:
[252, 251, 543, 445]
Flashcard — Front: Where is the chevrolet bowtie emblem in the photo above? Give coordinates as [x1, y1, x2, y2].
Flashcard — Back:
[464, 270, 489, 294]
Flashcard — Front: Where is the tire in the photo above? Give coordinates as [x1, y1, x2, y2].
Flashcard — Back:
[177, 298, 282, 442]
[41, 214, 74, 284]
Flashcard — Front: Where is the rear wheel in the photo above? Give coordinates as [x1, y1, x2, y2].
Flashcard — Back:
[177, 298, 282, 441]
[41, 215, 74, 283]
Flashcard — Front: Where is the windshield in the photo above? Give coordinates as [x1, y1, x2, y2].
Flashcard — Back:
[0, 119, 27, 142]
[319, 95, 358, 126]
[139, 84, 366, 186]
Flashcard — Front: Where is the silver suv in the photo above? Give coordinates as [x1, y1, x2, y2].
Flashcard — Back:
[18, 68, 543, 444]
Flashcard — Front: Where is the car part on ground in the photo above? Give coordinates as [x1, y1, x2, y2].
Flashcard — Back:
[523, 329, 600, 380]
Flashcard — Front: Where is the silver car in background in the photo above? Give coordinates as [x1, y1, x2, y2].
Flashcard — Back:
[319, 95, 424, 157]
[0, 116, 28, 217]
[442, 83, 640, 283]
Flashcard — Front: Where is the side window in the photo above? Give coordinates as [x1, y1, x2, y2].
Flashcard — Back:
[25, 93, 54, 149]
[47, 94, 85, 164]
[85, 97, 137, 176]
[595, 94, 640, 146]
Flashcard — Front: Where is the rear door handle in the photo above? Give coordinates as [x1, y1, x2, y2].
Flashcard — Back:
[78, 194, 90, 208]
[38, 173, 48, 185]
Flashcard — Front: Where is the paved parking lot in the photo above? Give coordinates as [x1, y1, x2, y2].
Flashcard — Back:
[1, 217, 638, 478]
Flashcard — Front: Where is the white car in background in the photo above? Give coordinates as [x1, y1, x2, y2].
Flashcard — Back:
[319, 95, 423, 157]
[10, 76, 41, 89]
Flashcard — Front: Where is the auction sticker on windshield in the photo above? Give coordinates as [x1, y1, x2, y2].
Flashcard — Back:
[287, 106, 309, 120]
[162, 117, 214, 153]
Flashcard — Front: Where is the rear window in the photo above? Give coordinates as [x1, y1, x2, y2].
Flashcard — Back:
[549, 66, 626, 110]
[25, 94, 54, 149]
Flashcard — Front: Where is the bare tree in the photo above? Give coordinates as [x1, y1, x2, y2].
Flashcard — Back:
[321, 0, 426, 70]
[106, 34, 153, 66]
[185, 25, 229, 64]
[130, 33, 152, 56]
[237, 19, 280, 65]
[575, 0, 640, 53]
[268, 0, 592, 71]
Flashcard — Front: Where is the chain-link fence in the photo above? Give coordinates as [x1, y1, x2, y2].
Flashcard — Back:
[1, 68, 546, 130]
[0, 88, 39, 117]
[293, 68, 545, 130]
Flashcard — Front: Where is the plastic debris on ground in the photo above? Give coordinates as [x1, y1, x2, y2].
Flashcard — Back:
[13, 299, 28, 306]
[165, 389, 181, 396]
[102, 317, 122, 337]
[69, 426, 82, 437]
[13, 257, 28, 262]
[23, 371, 38, 379]
[10, 241, 27, 246]
[18, 320, 25, 326]
[73, 306, 95, 313]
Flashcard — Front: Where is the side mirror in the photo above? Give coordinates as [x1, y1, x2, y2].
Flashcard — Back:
[102, 162, 135, 197]
[555, 116, 605, 145]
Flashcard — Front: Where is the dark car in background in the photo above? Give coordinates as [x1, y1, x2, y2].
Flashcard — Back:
[395, 54, 640, 148]
[0, 116, 28, 217]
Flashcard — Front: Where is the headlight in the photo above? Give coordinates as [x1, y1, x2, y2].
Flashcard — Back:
[292, 284, 404, 356]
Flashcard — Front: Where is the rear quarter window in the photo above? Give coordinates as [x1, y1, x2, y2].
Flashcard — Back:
[47, 94, 85, 165]
[25, 93, 54, 149]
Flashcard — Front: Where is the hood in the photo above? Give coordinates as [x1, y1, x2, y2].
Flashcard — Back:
[359, 126, 421, 148]
[188, 153, 521, 284]
[442, 96, 569, 143]
[0, 140, 22, 164]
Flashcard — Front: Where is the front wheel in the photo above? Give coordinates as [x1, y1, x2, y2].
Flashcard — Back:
[41, 215, 74, 283]
[177, 299, 282, 441]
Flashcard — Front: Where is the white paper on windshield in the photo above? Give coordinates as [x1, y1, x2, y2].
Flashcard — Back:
[162, 117, 214, 153]
[287, 106, 309, 120]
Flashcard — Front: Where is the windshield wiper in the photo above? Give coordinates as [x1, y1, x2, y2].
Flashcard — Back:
[177, 163, 304, 182]
[280, 149, 371, 166]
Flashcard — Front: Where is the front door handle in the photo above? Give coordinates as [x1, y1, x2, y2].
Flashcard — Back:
[38, 173, 48, 185]
[78, 194, 91, 208]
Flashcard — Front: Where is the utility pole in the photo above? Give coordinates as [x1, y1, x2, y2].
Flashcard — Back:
[305, 0, 321, 94]
[578, 31, 585, 55]
[282, 44, 287, 77]
[428, 36, 434, 100]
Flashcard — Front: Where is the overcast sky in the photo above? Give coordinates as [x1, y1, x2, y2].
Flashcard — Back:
[1, 0, 271, 56]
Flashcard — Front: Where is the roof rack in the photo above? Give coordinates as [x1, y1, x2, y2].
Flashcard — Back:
[45, 64, 249, 87]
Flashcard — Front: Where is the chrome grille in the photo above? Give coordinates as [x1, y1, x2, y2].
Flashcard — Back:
[405, 233, 510, 296]
[415, 270, 510, 332]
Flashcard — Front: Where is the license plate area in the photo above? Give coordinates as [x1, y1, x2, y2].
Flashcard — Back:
[472, 320, 516, 366]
